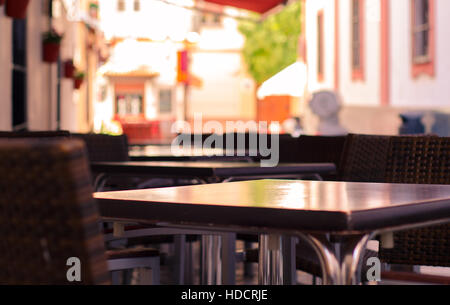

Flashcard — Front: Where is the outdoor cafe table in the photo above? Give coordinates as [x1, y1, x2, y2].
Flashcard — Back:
[94, 179, 450, 285]
[90, 161, 336, 190]
[129, 145, 259, 162]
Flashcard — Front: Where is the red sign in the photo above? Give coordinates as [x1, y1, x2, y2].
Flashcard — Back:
[177, 50, 189, 84]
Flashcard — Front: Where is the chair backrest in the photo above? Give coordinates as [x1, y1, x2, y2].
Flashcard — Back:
[278, 135, 301, 163]
[0, 139, 109, 284]
[71, 133, 129, 162]
[379, 136, 450, 267]
[295, 135, 347, 166]
[0, 130, 71, 138]
[385, 136, 450, 184]
[338, 134, 391, 182]
[338, 134, 450, 267]
[177, 132, 283, 157]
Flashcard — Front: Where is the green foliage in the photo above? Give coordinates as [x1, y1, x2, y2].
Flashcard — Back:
[238, 1, 302, 85]
[74, 71, 85, 79]
[42, 29, 63, 44]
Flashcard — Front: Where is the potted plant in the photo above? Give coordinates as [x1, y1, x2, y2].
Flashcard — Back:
[89, 2, 99, 19]
[42, 29, 63, 63]
[74, 71, 85, 90]
[5, 0, 30, 19]
[63, 60, 75, 78]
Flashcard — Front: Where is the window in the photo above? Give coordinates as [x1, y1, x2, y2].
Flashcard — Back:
[199, 13, 222, 26]
[411, 0, 435, 77]
[115, 94, 143, 116]
[351, 0, 364, 80]
[114, 83, 145, 118]
[12, 19, 27, 131]
[159, 89, 172, 114]
[213, 13, 221, 24]
[134, 0, 140, 12]
[117, 0, 125, 12]
[317, 11, 324, 82]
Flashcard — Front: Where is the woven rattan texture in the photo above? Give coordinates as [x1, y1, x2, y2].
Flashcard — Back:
[379, 136, 450, 267]
[0, 139, 109, 284]
[71, 133, 129, 162]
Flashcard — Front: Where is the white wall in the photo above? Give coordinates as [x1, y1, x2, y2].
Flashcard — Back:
[305, 0, 336, 92]
[0, 6, 12, 131]
[338, 0, 381, 106]
[26, 0, 52, 130]
[57, 6, 78, 132]
[305, 0, 381, 105]
[145, 79, 158, 120]
[390, 0, 450, 108]
[99, 0, 194, 41]
[189, 51, 251, 119]
[0, 0, 78, 131]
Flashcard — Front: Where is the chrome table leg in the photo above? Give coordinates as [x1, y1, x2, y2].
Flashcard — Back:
[201, 235, 222, 285]
[258, 234, 284, 285]
[298, 233, 374, 285]
[221, 233, 236, 285]
[173, 234, 186, 285]
[282, 237, 297, 285]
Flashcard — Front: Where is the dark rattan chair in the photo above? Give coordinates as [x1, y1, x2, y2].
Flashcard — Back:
[337, 134, 449, 283]
[71, 133, 139, 191]
[297, 135, 347, 166]
[379, 136, 450, 268]
[0, 130, 70, 138]
[295, 135, 347, 180]
[244, 135, 369, 283]
[0, 139, 160, 284]
[70, 133, 130, 162]
[0, 138, 109, 284]
[339, 133, 392, 183]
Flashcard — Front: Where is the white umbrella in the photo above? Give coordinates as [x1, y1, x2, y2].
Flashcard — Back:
[257, 61, 307, 100]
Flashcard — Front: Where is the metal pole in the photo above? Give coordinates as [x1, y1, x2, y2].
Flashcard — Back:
[201, 235, 222, 285]
[258, 234, 284, 285]
[56, 54, 61, 130]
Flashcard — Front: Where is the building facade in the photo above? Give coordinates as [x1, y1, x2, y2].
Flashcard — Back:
[304, 0, 450, 134]
[95, 0, 256, 142]
[0, 0, 104, 132]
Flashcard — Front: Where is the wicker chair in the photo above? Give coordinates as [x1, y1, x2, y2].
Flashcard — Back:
[0, 130, 70, 138]
[277, 135, 301, 163]
[288, 134, 390, 281]
[244, 135, 372, 282]
[291, 134, 384, 280]
[70, 133, 141, 191]
[297, 135, 347, 165]
[379, 136, 450, 268]
[339, 134, 392, 183]
[70, 133, 129, 162]
[0, 139, 159, 284]
[296, 135, 347, 180]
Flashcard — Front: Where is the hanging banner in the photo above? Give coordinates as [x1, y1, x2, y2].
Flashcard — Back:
[177, 50, 189, 84]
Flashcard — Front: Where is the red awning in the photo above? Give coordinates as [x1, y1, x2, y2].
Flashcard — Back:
[203, 0, 285, 14]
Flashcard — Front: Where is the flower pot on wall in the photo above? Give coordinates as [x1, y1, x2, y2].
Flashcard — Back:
[5, 0, 30, 19]
[74, 70, 85, 90]
[43, 42, 61, 63]
[74, 78, 84, 90]
[63, 60, 75, 78]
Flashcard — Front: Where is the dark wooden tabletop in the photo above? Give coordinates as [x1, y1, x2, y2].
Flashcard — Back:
[95, 179, 450, 233]
[128, 145, 259, 162]
[91, 161, 336, 178]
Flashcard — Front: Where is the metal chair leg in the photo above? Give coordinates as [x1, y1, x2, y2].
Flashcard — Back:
[173, 235, 186, 284]
[201, 235, 222, 285]
[258, 234, 284, 285]
[108, 257, 161, 285]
